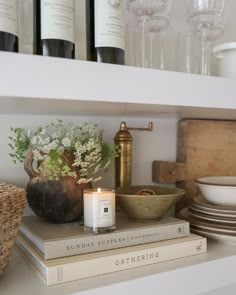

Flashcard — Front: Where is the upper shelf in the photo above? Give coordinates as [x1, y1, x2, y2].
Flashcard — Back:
[1, 52, 236, 119]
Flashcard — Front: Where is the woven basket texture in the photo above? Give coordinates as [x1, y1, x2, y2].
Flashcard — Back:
[0, 181, 26, 273]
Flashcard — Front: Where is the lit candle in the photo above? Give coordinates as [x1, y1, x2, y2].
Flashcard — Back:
[83, 188, 116, 234]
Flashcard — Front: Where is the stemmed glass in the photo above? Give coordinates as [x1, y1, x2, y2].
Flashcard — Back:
[185, 0, 228, 75]
[125, 11, 139, 66]
[127, 0, 169, 67]
[146, 0, 172, 69]
[176, 30, 201, 74]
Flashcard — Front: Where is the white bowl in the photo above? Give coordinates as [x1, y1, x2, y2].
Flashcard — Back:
[196, 176, 236, 207]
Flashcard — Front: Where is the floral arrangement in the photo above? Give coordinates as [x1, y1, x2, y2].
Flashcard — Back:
[9, 120, 117, 184]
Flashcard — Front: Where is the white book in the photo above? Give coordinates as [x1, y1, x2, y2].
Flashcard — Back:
[20, 215, 190, 259]
[16, 233, 207, 286]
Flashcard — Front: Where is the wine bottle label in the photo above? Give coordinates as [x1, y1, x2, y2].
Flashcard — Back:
[41, 0, 75, 43]
[0, 0, 18, 36]
[95, 0, 125, 50]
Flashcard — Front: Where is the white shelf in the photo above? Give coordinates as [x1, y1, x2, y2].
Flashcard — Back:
[1, 50, 236, 295]
[1, 52, 236, 119]
[1, 239, 236, 295]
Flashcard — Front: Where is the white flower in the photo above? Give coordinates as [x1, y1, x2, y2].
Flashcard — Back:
[10, 120, 115, 184]
[52, 132, 58, 139]
[43, 137, 50, 145]
[62, 138, 71, 148]
[31, 136, 38, 145]
[78, 178, 89, 184]
[32, 150, 44, 161]
[39, 129, 46, 135]
[42, 140, 59, 154]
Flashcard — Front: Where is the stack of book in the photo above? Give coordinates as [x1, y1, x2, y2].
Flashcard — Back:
[16, 214, 207, 285]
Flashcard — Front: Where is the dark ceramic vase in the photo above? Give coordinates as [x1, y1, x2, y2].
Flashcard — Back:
[24, 150, 91, 223]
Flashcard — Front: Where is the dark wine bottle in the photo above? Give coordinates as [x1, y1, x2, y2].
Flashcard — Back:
[0, 0, 18, 52]
[35, 0, 75, 59]
[87, 0, 125, 65]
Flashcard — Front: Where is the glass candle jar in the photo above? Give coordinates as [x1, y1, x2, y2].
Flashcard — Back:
[83, 188, 116, 234]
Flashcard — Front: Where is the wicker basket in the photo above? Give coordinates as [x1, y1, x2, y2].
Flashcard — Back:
[0, 181, 26, 273]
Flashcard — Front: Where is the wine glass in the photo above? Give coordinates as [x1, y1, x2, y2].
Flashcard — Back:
[185, 0, 228, 75]
[125, 10, 140, 66]
[147, 27, 174, 70]
[176, 30, 201, 74]
[127, 0, 169, 67]
[146, 1, 172, 69]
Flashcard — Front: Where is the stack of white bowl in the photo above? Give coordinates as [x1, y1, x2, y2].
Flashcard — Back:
[178, 176, 236, 244]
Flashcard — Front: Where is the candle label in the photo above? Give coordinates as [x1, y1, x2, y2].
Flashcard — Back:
[98, 199, 113, 226]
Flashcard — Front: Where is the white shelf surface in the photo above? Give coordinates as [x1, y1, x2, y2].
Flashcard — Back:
[1, 239, 236, 295]
[1, 52, 236, 119]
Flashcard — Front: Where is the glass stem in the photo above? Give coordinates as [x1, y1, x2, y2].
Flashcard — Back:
[138, 16, 148, 68]
[149, 33, 154, 68]
[201, 29, 210, 75]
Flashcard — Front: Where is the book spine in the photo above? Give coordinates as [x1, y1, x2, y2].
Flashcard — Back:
[44, 222, 190, 259]
[48, 237, 207, 285]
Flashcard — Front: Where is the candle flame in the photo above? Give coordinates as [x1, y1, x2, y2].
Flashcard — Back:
[97, 188, 102, 193]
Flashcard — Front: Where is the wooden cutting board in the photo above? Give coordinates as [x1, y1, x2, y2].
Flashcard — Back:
[152, 119, 236, 212]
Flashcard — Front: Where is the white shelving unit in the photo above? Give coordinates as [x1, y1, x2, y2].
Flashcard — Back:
[1, 51, 236, 295]
[1, 52, 236, 119]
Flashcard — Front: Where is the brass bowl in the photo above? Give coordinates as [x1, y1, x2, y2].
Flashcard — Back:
[116, 185, 185, 222]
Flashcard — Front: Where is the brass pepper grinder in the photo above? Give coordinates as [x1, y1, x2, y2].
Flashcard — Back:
[114, 121, 153, 188]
